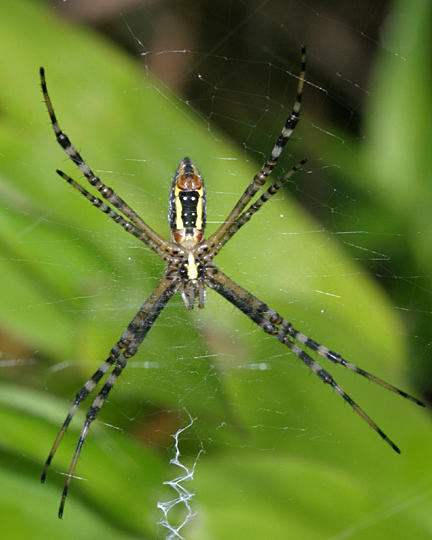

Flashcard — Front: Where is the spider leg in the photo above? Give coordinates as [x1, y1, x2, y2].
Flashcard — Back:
[40, 344, 122, 484]
[56, 170, 171, 258]
[41, 273, 179, 518]
[39, 68, 170, 255]
[277, 318, 425, 407]
[205, 265, 423, 453]
[206, 46, 306, 249]
[209, 158, 307, 257]
[281, 339, 401, 453]
[58, 352, 129, 518]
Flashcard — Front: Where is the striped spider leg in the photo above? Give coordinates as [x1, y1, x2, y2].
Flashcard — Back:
[205, 45, 306, 255]
[39, 70, 191, 517]
[40, 47, 423, 518]
[39, 67, 172, 260]
[204, 265, 424, 454]
[42, 274, 179, 518]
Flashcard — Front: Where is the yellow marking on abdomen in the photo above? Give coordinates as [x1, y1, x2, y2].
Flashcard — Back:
[174, 185, 184, 230]
[195, 187, 204, 230]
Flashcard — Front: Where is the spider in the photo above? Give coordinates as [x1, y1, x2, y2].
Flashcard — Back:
[39, 47, 424, 518]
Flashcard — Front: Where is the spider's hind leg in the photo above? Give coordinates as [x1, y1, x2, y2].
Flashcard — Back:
[277, 317, 425, 407]
[281, 337, 402, 453]
[57, 351, 131, 518]
[40, 342, 124, 483]
[206, 265, 424, 454]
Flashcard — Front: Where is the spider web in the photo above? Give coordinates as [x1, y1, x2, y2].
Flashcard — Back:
[1, 0, 431, 539]
[112, 8, 429, 538]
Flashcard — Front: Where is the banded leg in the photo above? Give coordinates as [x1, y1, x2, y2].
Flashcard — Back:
[207, 46, 306, 249]
[57, 352, 129, 518]
[276, 317, 425, 407]
[40, 342, 123, 485]
[280, 338, 401, 453]
[42, 273, 179, 518]
[209, 159, 307, 257]
[56, 170, 172, 260]
[40, 68, 170, 256]
[205, 264, 424, 453]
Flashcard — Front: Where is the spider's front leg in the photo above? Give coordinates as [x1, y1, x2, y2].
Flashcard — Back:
[41, 273, 179, 518]
[205, 265, 424, 454]
[40, 68, 171, 257]
[206, 45, 306, 250]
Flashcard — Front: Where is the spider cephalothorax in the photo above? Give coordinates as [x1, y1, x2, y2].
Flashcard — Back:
[39, 47, 424, 518]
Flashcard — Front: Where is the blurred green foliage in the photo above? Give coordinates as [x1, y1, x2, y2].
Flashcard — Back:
[0, 0, 431, 539]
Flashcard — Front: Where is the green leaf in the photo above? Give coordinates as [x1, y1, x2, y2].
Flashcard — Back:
[0, 0, 430, 538]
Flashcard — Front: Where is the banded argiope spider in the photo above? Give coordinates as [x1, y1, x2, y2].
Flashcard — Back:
[39, 47, 424, 518]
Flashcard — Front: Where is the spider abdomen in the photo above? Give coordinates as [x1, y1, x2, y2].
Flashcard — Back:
[179, 191, 200, 228]
[169, 157, 206, 245]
